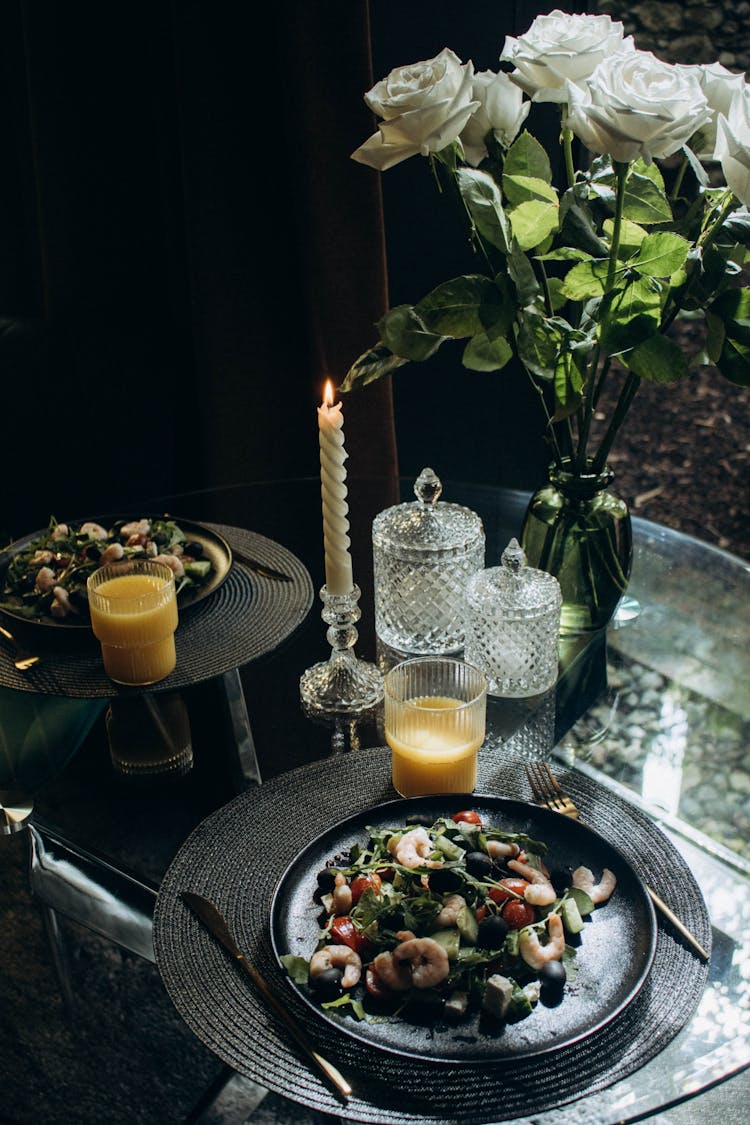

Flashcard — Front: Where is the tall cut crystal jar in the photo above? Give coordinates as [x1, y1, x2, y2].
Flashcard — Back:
[520, 462, 632, 636]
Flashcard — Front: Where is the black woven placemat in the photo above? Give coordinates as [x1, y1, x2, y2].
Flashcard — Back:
[153, 749, 711, 1124]
[0, 525, 313, 698]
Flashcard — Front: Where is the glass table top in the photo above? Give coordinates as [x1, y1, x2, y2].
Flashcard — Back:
[2, 475, 748, 1123]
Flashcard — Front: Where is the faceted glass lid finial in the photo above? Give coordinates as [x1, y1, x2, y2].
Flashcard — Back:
[414, 467, 443, 506]
[501, 537, 525, 575]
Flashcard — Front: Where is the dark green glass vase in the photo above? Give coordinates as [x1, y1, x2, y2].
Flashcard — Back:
[521, 462, 633, 635]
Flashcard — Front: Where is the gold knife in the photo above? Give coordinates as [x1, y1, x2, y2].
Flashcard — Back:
[180, 891, 351, 1100]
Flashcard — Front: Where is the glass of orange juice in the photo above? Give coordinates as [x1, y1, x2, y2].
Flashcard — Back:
[384, 657, 487, 797]
[87, 560, 178, 686]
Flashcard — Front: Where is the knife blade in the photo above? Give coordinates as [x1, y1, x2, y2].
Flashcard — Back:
[231, 550, 293, 582]
[180, 891, 351, 1100]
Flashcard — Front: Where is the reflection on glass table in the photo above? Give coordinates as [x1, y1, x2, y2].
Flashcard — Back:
[3, 476, 748, 1124]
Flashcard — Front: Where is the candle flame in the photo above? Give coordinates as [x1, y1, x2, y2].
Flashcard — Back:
[323, 379, 335, 407]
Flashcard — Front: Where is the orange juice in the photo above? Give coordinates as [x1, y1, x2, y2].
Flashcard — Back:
[89, 572, 178, 685]
[386, 695, 483, 797]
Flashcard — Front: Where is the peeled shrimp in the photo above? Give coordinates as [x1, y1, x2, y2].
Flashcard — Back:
[153, 553, 185, 579]
[331, 872, 352, 915]
[507, 858, 557, 906]
[309, 945, 362, 989]
[35, 566, 57, 593]
[50, 586, 78, 618]
[100, 542, 124, 565]
[519, 913, 566, 970]
[372, 949, 412, 991]
[487, 840, 520, 860]
[387, 826, 442, 869]
[374, 936, 450, 991]
[435, 893, 466, 928]
[80, 521, 108, 540]
[120, 519, 151, 539]
[50, 524, 69, 541]
[572, 865, 617, 904]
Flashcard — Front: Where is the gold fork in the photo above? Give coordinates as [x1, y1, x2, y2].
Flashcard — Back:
[525, 759, 710, 962]
[0, 623, 41, 671]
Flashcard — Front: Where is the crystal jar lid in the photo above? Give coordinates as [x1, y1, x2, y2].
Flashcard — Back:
[372, 468, 484, 560]
[467, 538, 561, 619]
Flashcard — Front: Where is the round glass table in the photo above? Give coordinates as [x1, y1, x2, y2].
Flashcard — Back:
[0, 476, 748, 1124]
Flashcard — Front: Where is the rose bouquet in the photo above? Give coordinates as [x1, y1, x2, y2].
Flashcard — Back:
[342, 10, 750, 459]
[341, 9, 750, 631]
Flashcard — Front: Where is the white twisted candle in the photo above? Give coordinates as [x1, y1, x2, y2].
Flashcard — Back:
[317, 381, 354, 595]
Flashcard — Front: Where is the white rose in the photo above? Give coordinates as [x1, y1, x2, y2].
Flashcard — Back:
[459, 70, 530, 166]
[677, 63, 748, 160]
[351, 48, 479, 171]
[566, 50, 711, 164]
[715, 86, 750, 206]
[500, 9, 635, 104]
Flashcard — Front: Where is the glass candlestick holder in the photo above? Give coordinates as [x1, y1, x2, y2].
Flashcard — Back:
[299, 584, 384, 717]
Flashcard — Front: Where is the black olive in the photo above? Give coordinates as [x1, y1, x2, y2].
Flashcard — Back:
[153, 531, 169, 546]
[184, 540, 203, 558]
[87, 545, 101, 562]
[405, 812, 434, 828]
[428, 867, 463, 894]
[476, 914, 509, 949]
[465, 851, 493, 878]
[316, 868, 336, 893]
[539, 960, 566, 990]
[309, 967, 343, 998]
[549, 867, 573, 896]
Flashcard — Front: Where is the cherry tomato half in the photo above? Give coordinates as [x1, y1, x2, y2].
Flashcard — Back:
[488, 878, 529, 905]
[453, 810, 482, 826]
[329, 916, 373, 957]
[350, 872, 383, 905]
[502, 900, 536, 930]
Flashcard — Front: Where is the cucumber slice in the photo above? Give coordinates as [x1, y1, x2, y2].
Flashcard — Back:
[561, 897, 584, 935]
[431, 927, 461, 960]
[456, 904, 479, 945]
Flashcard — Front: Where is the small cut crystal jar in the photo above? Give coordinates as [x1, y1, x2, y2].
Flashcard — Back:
[372, 468, 485, 655]
[464, 538, 561, 698]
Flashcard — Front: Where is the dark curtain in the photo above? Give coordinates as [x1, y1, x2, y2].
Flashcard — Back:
[0, 0, 397, 541]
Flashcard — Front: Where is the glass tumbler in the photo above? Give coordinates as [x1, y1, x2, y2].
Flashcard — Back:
[384, 657, 487, 798]
[87, 560, 178, 685]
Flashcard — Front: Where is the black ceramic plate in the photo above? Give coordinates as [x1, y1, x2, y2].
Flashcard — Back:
[270, 794, 657, 1065]
[0, 515, 232, 632]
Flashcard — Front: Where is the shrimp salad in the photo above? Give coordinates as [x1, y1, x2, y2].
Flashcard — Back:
[1, 516, 214, 622]
[280, 808, 616, 1029]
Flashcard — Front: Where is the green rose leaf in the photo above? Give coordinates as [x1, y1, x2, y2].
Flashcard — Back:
[508, 199, 559, 251]
[603, 217, 648, 259]
[340, 344, 408, 393]
[625, 333, 689, 384]
[456, 167, 510, 253]
[462, 328, 513, 372]
[598, 276, 662, 354]
[559, 187, 608, 257]
[622, 171, 673, 225]
[416, 275, 505, 337]
[629, 232, 690, 278]
[705, 310, 725, 364]
[502, 174, 558, 207]
[507, 240, 540, 306]
[515, 311, 560, 380]
[552, 352, 584, 421]
[378, 305, 446, 362]
[710, 288, 750, 386]
[560, 259, 610, 301]
[503, 130, 553, 185]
